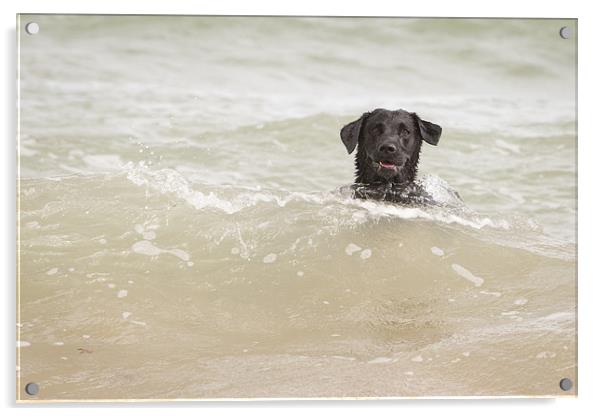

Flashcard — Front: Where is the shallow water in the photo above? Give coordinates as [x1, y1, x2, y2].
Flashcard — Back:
[17, 16, 576, 399]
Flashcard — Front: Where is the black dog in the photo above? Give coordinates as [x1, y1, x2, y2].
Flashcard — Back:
[340, 108, 442, 203]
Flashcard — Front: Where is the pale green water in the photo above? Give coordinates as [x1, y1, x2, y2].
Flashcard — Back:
[17, 16, 576, 399]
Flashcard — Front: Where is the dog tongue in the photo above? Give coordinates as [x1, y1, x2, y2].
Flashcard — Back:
[379, 162, 396, 169]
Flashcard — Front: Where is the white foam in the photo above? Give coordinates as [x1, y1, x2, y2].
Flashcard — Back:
[514, 298, 529, 305]
[86, 272, 110, 279]
[368, 357, 394, 364]
[345, 243, 361, 256]
[541, 311, 574, 322]
[346, 197, 510, 230]
[125, 162, 512, 231]
[117, 290, 128, 298]
[26, 221, 40, 229]
[411, 355, 424, 362]
[536, 351, 556, 359]
[431, 246, 445, 256]
[126, 162, 240, 214]
[499, 187, 526, 204]
[332, 356, 356, 361]
[351, 211, 367, 223]
[169, 248, 190, 262]
[359, 249, 372, 260]
[132, 240, 162, 256]
[46, 268, 58, 276]
[53, 341, 64, 346]
[451, 263, 484, 287]
[122, 312, 131, 320]
[296, 271, 304, 277]
[17, 341, 31, 348]
[480, 290, 502, 297]
[131, 240, 190, 262]
[263, 253, 277, 264]
[495, 139, 521, 154]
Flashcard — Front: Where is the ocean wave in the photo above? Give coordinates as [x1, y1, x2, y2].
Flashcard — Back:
[124, 160, 517, 232]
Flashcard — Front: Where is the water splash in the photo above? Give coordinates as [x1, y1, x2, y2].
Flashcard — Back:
[124, 161, 516, 232]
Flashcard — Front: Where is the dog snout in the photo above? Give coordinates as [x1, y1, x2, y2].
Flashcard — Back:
[378, 142, 397, 155]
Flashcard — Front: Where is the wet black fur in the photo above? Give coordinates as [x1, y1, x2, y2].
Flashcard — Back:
[340, 108, 442, 203]
[354, 132, 423, 186]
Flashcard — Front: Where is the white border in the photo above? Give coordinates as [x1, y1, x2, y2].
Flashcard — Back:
[3, 0, 600, 414]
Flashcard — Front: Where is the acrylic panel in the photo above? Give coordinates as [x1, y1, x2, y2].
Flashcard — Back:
[17, 15, 577, 401]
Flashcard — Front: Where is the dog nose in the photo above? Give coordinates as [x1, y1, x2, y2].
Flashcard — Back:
[378, 143, 397, 154]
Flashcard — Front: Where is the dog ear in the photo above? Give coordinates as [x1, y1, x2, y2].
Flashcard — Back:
[414, 114, 442, 146]
[340, 112, 370, 154]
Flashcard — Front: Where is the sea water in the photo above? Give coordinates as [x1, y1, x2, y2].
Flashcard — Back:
[17, 16, 576, 398]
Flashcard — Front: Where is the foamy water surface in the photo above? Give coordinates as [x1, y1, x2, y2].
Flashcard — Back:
[18, 15, 576, 399]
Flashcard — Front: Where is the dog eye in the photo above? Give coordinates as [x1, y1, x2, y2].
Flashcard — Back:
[398, 124, 409, 136]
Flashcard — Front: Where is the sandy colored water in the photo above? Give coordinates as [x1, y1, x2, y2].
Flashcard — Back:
[17, 15, 576, 400]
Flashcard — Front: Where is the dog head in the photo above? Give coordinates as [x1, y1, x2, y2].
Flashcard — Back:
[340, 108, 442, 182]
